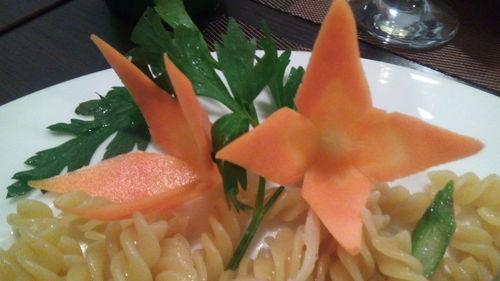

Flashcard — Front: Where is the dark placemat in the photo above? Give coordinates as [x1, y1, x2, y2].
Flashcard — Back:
[0, 0, 70, 34]
[201, 15, 310, 51]
[253, 0, 500, 93]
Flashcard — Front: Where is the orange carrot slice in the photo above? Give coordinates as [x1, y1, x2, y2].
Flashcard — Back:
[347, 109, 484, 182]
[55, 187, 203, 221]
[216, 107, 320, 186]
[29, 151, 200, 203]
[163, 54, 219, 185]
[302, 165, 373, 255]
[164, 54, 212, 145]
[294, 0, 372, 132]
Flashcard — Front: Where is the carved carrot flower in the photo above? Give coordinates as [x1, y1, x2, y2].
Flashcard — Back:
[29, 36, 222, 220]
[215, 0, 483, 255]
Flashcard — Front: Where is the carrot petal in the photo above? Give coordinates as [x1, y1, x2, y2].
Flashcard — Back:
[29, 151, 200, 203]
[294, 0, 372, 132]
[55, 186, 202, 221]
[347, 109, 484, 182]
[216, 107, 320, 186]
[301, 165, 373, 255]
[163, 54, 217, 180]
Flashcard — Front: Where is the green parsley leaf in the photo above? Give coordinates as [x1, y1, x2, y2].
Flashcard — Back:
[6, 87, 150, 198]
[218, 162, 251, 211]
[255, 22, 283, 106]
[154, 0, 219, 68]
[165, 27, 241, 112]
[212, 113, 251, 211]
[130, 7, 172, 51]
[212, 113, 250, 152]
[267, 50, 304, 110]
[283, 66, 305, 107]
[128, 0, 241, 113]
[215, 19, 257, 104]
[216, 20, 277, 115]
[154, 0, 197, 30]
[128, 7, 172, 87]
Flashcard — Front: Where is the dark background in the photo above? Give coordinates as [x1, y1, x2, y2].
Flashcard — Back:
[0, 0, 498, 106]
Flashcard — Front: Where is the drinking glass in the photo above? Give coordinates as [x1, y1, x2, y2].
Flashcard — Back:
[349, 0, 459, 49]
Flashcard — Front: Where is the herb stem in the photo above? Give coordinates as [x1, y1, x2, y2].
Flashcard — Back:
[243, 110, 259, 128]
[226, 178, 284, 270]
[247, 116, 259, 128]
[247, 104, 260, 127]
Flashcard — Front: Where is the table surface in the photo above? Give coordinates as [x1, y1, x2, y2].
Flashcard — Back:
[0, 0, 497, 106]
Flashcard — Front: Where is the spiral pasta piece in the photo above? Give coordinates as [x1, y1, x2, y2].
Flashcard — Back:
[265, 187, 309, 222]
[376, 183, 432, 229]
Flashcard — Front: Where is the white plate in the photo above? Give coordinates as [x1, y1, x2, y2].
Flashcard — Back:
[1, 52, 499, 247]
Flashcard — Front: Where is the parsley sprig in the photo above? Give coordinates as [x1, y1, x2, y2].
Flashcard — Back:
[6, 87, 150, 198]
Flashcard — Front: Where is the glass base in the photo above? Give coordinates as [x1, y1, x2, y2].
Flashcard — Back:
[350, 0, 459, 49]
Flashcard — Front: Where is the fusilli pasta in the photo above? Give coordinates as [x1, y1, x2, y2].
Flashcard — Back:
[0, 171, 498, 281]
